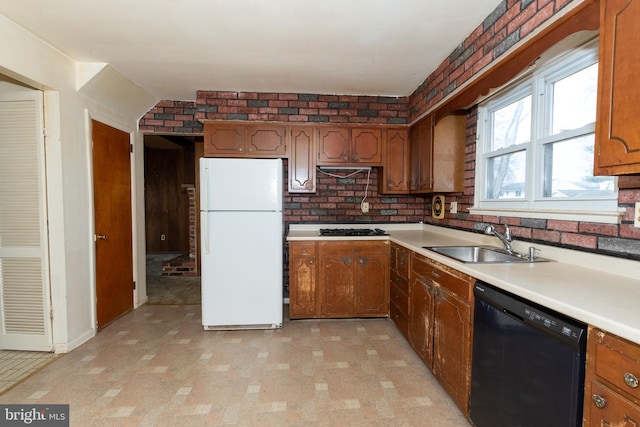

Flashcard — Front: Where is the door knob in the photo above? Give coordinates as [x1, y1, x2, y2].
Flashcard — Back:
[95, 234, 108, 241]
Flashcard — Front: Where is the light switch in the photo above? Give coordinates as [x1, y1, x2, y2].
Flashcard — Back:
[635, 202, 640, 228]
[450, 201, 458, 214]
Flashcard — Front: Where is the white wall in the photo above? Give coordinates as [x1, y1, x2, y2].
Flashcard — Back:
[0, 13, 158, 352]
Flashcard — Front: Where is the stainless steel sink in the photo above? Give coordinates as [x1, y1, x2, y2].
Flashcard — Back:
[423, 246, 551, 264]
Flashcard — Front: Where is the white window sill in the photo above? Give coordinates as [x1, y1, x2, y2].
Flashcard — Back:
[468, 207, 625, 224]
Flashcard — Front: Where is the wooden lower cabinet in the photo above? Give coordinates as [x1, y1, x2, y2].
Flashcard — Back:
[583, 327, 640, 426]
[288, 240, 389, 319]
[288, 241, 317, 319]
[407, 252, 475, 416]
[389, 243, 410, 339]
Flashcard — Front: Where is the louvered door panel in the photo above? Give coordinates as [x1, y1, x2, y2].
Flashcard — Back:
[0, 90, 52, 351]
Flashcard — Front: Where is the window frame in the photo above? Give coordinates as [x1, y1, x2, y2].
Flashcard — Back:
[471, 38, 623, 224]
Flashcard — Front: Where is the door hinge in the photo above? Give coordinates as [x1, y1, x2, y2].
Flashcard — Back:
[133, 281, 136, 290]
[130, 143, 133, 153]
[49, 308, 54, 320]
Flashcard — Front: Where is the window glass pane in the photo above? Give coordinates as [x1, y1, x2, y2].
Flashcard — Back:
[543, 134, 616, 198]
[551, 63, 598, 134]
[491, 95, 531, 150]
[486, 151, 527, 199]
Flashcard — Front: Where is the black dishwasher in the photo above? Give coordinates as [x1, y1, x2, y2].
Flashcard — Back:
[470, 281, 586, 427]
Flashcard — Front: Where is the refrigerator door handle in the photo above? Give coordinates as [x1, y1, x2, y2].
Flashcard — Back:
[203, 165, 210, 255]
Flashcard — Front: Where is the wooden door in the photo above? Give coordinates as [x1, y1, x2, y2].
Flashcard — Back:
[92, 120, 133, 329]
[410, 115, 433, 192]
[203, 123, 245, 156]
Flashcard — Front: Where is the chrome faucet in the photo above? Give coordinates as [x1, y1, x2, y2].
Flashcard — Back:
[484, 217, 514, 254]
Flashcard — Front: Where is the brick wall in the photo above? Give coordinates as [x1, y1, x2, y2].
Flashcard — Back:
[195, 91, 408, 125]
[408, 0, 575, 122]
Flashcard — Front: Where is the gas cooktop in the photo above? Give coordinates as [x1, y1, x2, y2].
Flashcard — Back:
[318, 228, 388, 237]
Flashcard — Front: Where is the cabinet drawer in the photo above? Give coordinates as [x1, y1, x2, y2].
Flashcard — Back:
[587, 380, 640, 427]
[290, 241, 316, 256]
[390, 270, 409, 294]
[390, 283, 409, 316]
[412, 255, 473, 302]
[595, 336, 640, 401]
[390, 302, 409, 339]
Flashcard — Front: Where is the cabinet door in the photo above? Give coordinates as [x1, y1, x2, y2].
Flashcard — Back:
[288, 127, 316, 192]
[409, 275, 435, 368]
[433, 114, 466, 192]
[204, 123, 245, 156]
[317, 127, 350, 164]
[246, 125, 288, 157]
[434, 288, 471, 415]
[351, 128, 383, 165]
[354, 252, 389, 316]
[410, 115, 433, 192]
[380, 128, 410, 194]
[595, 0, 640, 175]
[319, 244, 354, 316]
[288, 242, 317, 318]
[587, 380, 640, 427]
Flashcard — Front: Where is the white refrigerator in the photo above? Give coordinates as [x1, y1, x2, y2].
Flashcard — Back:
[199, 157, 283, 330]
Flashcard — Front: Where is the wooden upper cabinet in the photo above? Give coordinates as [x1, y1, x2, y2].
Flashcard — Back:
[409, 113, 466, 194]
[379, 128, 410, 194]
[317, 127, 350, 164]
[203, 122, 287, 158]
[204, 123, 245, 156]
[433, 114, 466, 192]
[317, 126, 383, 166]
[288, 127, 316, 193]
[246, 125, 288, 157]
[410, 115, 434, 192]
[351, 128, 383, 164]
[595, 0, 640, 175]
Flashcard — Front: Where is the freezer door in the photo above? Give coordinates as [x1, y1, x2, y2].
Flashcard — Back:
[200, 158, 282, 211]
[201, 211, 283, 328]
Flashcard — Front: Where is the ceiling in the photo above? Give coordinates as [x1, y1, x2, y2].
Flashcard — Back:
[0, 0, 502, 101]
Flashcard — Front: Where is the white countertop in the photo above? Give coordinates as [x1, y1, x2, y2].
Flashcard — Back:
[288, 223, 640, 344]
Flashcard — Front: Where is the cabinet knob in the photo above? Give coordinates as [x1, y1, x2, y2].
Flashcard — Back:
[431, 271, 440, 279]
[624, 372, 639, 388]
[592, 394, 607, 409]
[309, 260, 314, 265]
[301, 248, 307, 254]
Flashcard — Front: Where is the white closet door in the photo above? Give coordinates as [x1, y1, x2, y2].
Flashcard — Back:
[0, 90, 52, 351]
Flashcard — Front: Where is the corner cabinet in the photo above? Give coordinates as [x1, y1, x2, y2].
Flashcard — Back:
[409, 113, 466, 193]
[288, 240, 389, 319]
[408, 252, 475, 416]
[594, 0, 640, 175]
[583, 327, 640, 426]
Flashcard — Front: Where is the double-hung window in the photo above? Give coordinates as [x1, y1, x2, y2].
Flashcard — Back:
[473, 38, 621, 223]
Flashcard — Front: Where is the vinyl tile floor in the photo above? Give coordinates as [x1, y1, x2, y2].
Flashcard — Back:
[0, 305, 472, 426]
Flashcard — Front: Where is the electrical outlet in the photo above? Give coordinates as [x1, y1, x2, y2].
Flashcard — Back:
[361, 202, 369, 213]
[450, 201, 458, 214]
[161, 234, 166, 241]
[635, 202, 640, 228]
